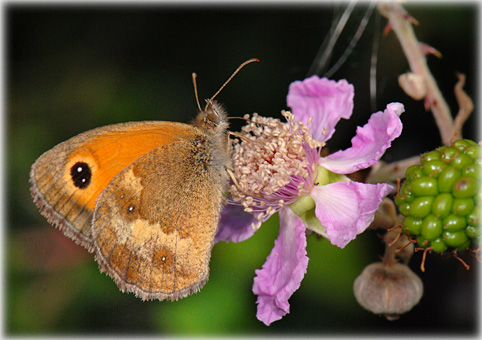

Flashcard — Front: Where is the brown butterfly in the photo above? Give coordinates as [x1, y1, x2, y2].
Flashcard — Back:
[29, 59, 258, 301]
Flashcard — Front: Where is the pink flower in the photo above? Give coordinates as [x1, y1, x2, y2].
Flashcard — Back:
[215, 75, 404, 325]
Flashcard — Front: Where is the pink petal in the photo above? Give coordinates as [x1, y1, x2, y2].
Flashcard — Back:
[318, 102, 404, 174]
[215, 204, 258, 244]
[287, 76, 354, 142]
[252, 207, 308, 325]
[311, 181, 393, 249]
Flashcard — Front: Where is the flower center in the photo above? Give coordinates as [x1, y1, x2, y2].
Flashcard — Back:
[229, 111, 324, 228]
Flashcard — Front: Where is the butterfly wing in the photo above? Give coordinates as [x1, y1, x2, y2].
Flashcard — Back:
[91, 136, 227, 301]
[29, 121, 195, 252]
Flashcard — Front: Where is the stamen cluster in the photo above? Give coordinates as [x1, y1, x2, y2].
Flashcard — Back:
[230, 111, 324, 228]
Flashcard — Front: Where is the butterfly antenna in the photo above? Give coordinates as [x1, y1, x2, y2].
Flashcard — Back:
[192, 72, 203, 112]
[205, 58, 259, 110]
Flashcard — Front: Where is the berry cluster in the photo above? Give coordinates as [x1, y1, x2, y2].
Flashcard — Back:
[395, 139, 481, 252]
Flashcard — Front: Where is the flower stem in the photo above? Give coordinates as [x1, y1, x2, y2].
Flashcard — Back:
[378, 3, 456, 146]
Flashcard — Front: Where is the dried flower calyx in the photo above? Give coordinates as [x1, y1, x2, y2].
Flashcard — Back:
[354, 262, 423, 320]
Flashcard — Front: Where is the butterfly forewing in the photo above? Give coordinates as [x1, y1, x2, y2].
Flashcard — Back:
[29, 121, 196, 252]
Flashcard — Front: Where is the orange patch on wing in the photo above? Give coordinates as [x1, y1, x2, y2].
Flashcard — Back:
[67, 124, 193, 211]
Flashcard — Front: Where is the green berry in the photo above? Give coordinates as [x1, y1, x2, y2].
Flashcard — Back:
[395, 139, 481, 252]
[422, 160, 445, 177]
[402, 216, 423, 236]
[399, 184, 416, 203]
[452, 197, 474, 216]
[462, 164, 478, 178]
[416, 235, 430, 248]
[422, 150, 442, 162]
[410, 196, 434, 218]
[421, 215, 443, 240]
[443, 214, 467, 231]
[449, 153, 473, 169]
[432, 193, 453, 218]
[443, 230, 470, 250]
[431, 238, 448, 253]
[438, 166, 462, 193]
[466, 225, 480, 239]
[440, 146, 459, 162]
[453, 176, 478, 198]
[452, 139, 477, 150]
[466, 145, 480, 159]
[411, 177, 438, 196]
[399, 202, 411, 217]
[406, 165, 423, 180]
[467, 207, 480, 229]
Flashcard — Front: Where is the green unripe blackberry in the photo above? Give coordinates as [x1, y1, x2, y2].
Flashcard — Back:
[395, 139, 481, 252]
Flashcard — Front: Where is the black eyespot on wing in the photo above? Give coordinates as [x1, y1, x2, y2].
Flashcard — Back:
[70, 162, 92, 189]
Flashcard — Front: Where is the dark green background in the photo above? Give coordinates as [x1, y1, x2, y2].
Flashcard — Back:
[6, 3, 479, 336]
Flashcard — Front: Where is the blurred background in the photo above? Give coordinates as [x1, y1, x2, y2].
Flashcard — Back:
[6, 2, 479, 336]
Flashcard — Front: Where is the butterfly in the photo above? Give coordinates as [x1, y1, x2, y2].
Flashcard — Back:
[29, 58, 258, 301]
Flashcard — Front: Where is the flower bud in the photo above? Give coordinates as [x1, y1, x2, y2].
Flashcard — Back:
[398, 72, 427, 100]
[353, 262, 423, 320]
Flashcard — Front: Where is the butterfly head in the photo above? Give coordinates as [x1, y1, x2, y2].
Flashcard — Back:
[192, 100, 229, 137]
